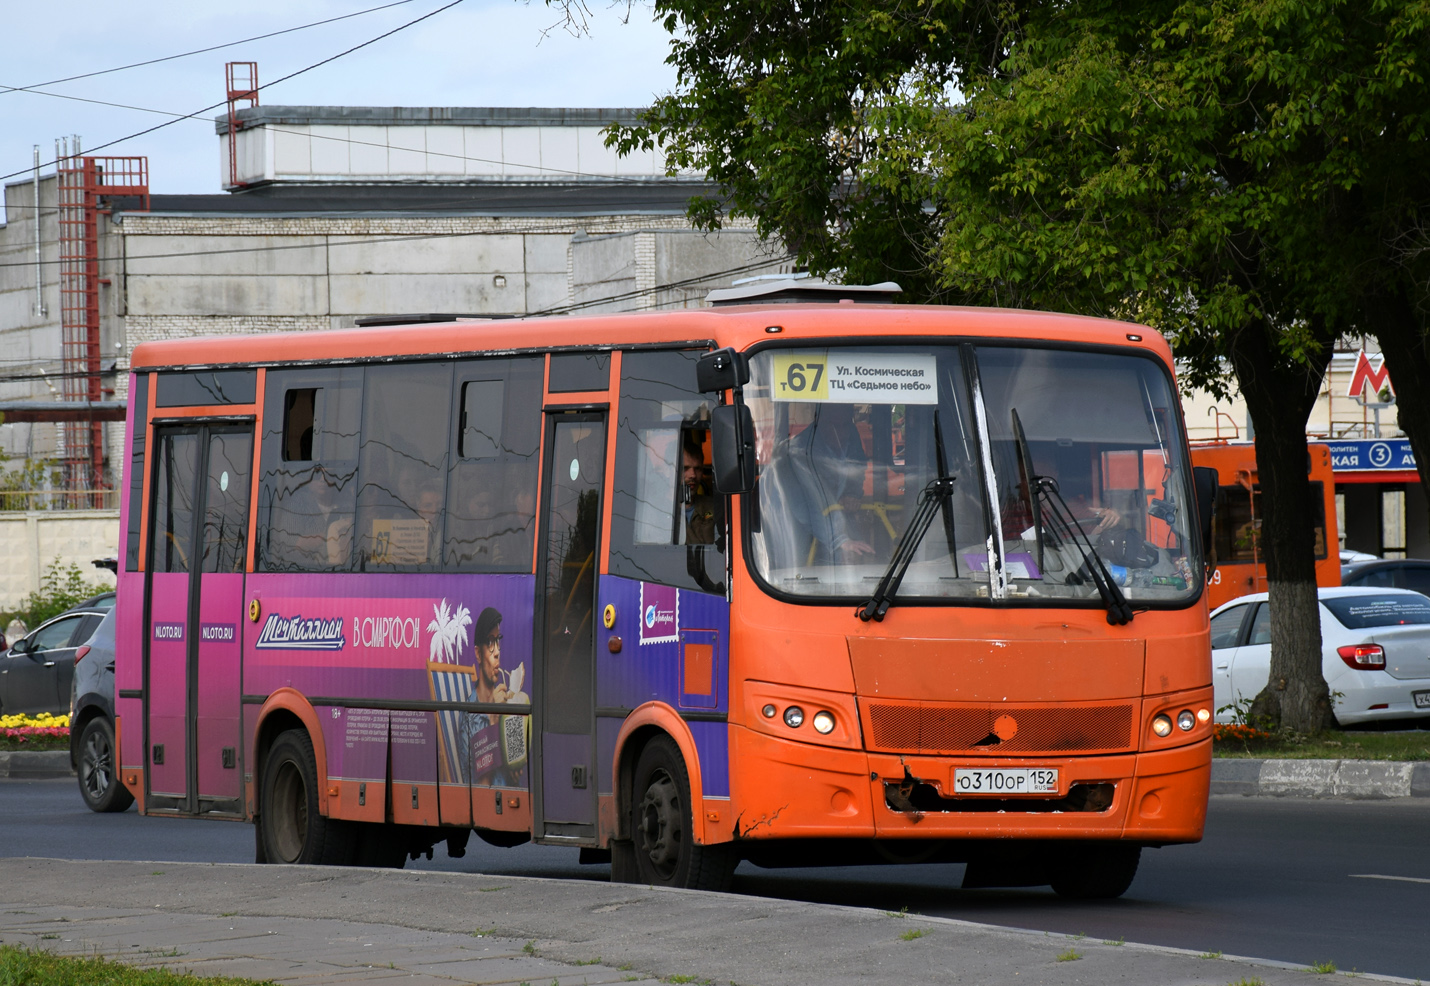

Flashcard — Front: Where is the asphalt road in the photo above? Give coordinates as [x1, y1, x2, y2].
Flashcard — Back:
[4, 778, 1428, 980]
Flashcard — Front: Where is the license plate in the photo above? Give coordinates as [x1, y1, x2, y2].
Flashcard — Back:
[952, 767, 1059, 795]
[1414, 691, 1430, 710]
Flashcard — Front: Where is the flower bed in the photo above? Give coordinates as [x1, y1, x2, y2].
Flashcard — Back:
[0, 713, 70, 751]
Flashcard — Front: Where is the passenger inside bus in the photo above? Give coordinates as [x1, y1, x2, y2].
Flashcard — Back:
[680, 432, 721, 546]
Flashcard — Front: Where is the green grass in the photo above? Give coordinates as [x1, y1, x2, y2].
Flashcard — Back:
[0, 735, 68, 751]
[1214, 730, 1430, 760]
[1309, 960, 1337, 974]
[1226, 978, 1265, 986]
[521, 941, 537, 956]
[0, 945, 279, 986]
[1200, 950, 1224, 960]
[899, 929, 926, 942]
[1056, 948, 1082, 962]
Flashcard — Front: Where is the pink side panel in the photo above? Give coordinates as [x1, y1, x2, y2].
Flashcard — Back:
[196, 572, 245, 800]
[116, 570, 147, 772]
[147, 572, 190, 797]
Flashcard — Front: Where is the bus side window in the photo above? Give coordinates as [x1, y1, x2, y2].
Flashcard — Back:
[445, 357, 543, 572]
[355, 362, 453, 570]
[610, 350, 724, 593]
[256, 367, 362, 572]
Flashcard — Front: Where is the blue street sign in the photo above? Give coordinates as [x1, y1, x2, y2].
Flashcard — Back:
[1325, 439, 1417, 472]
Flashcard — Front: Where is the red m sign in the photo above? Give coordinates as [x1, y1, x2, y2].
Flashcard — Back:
[1347, 351, 1394, 401]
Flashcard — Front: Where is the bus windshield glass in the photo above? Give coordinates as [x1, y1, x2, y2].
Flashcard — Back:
[747, 344, 1200, 607]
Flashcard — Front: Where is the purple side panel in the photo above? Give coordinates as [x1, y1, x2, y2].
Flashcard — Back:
[116, 570, 146, 770]
[687, 719, 730, 799]
[596, 717, 622, 795]
[147, 571, 190, 797]
[595, 575, 729, 798]
[196, 573, 244, 800]
[541, 731, 594, 823]
[323, 706, 388, 781]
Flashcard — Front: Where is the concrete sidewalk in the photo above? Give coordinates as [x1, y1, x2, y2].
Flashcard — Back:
[0, 858, 1415, 986]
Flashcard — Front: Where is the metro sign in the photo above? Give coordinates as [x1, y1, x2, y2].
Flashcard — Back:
[1347, 350, 1395, 402]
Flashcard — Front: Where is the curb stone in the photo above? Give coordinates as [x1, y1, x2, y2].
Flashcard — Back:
[0, 750, 71, 779]
[1210, 758, 1430, 798]
[6, 751, 1430, 797]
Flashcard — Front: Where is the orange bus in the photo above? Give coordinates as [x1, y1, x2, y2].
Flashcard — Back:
[1192, 440, 1340, 609]
[114, 304, 1215, 899]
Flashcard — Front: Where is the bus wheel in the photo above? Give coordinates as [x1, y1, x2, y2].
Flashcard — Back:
[630, 735, 735, 891]
[77, 717, 133, 813]
[259, 729, 355, 865]
[1049, 843, 1141, 899]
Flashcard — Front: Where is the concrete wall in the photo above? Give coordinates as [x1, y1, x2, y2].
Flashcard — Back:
[570, 228, 790, 313]
[0, 510, 118, 611]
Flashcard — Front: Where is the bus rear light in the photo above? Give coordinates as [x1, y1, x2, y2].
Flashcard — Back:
[1337, 643, 1386, 669]
[1176, 710, 1195, 731]
[74, 645, 91, 665]
[812, 711, 835, 734]
[1151, 714, 1173, 738]
[783, 706, 805, 728]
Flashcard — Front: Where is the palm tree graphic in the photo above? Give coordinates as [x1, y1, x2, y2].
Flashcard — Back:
[427, 598, 473, 663]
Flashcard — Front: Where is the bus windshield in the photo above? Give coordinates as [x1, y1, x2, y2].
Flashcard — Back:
[747, 344, 1200, 607]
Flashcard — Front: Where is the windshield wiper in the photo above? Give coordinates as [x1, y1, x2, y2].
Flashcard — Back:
[1031, 476, 1134, 626]
[1010, 408, 1047, 574]
[857, 476, 957, 623]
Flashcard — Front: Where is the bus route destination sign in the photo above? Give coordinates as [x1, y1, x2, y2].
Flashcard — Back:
[772, 351, 938, 404]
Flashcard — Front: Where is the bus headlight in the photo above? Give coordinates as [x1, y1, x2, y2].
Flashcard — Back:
[812, 711, 835, 735]
[1177, 710, 1196, 732]
[1151, 714, 1173, 738]
[761, 704, 777, 719]
[783, 706, 805, 728]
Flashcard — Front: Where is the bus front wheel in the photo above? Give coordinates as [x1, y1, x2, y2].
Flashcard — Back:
[628, 735, 735, 891]
[1049, 843, 1141, 899]
[259, 729, 356, 865]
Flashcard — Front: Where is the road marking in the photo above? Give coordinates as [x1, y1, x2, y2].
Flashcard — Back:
[1350, 873, 1430, 884]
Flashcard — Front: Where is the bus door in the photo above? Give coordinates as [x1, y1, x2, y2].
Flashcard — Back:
[144, 422, 252, 815]
[533, 411, 606, 842]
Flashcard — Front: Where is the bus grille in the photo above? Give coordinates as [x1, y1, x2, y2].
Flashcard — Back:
[866, 702, 1135, 755]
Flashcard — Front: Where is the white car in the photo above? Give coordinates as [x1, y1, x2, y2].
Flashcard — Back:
[1210, 587, 1430, 726]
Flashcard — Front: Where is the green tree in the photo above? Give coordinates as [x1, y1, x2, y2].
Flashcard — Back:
[611, 0, 1430, 731]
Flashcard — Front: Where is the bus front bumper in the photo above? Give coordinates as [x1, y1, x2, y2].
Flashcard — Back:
[727, 726, 1209, 845]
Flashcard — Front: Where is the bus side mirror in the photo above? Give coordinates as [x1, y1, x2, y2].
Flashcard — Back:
[696, 348, 749, 394]
[710, 404, 756, 494]
[1193, 466, 1218, 559]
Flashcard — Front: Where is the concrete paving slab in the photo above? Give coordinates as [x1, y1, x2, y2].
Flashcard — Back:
[0, 858, 1416, 986]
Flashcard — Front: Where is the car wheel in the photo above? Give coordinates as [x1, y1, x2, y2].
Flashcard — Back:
[77, 716, 133, 813]
[628, 735, 735, 891]
[1049, 843, 1141, 899]
[258, 729, 356, 865]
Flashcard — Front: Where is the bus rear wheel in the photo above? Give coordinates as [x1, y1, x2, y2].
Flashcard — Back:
[1049, 843, 1141, 899]
[259, 729, 356, 865]
[629, 735, 735, 891]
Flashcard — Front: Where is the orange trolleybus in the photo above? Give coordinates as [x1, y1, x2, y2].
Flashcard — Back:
[113, 302, 1216, 899]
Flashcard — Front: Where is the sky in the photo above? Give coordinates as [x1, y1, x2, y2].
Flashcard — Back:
[0, 0, 677, 216]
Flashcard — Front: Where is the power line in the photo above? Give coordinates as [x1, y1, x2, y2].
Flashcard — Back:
[0, 0, 419, 96]
[0, 0, 467, 184]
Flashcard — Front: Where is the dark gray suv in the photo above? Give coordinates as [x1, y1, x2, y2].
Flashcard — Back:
[68, 609, 132, 812]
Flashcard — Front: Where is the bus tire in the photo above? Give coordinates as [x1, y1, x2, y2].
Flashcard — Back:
[1049, 843, 1141, 899]
[629, 735, 735, 891]
[259, 728, 356, 865]
[77, 716, 133, 813]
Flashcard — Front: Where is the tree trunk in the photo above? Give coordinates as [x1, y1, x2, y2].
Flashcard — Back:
[1230, 323, 1337, 733]
[1368, 287, 1430, 538]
